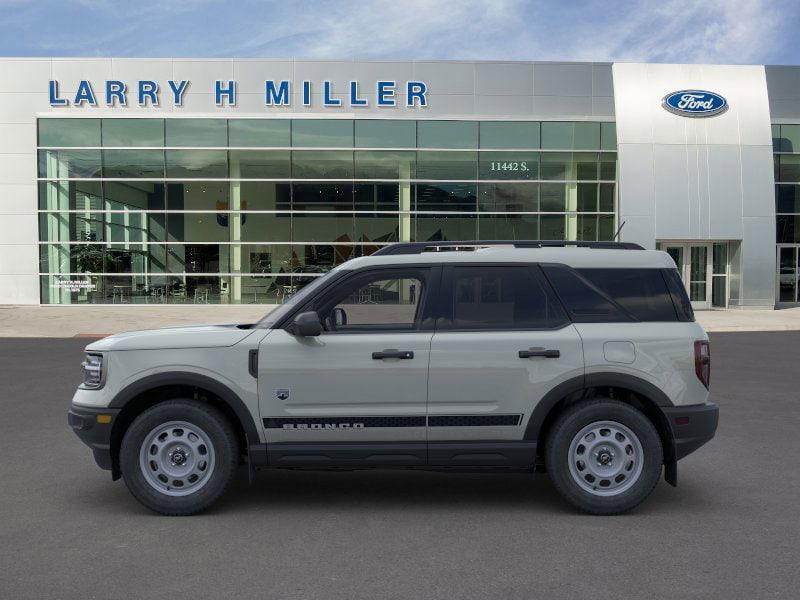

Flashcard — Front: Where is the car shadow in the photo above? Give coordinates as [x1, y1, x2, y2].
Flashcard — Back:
[220, 466, 709, 515]
[69, 466, 716, 518]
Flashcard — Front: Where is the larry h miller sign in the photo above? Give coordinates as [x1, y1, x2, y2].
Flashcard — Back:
[47, 79, 429, 108]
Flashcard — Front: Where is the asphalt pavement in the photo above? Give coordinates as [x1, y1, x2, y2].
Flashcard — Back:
[0, 332, 798, 599]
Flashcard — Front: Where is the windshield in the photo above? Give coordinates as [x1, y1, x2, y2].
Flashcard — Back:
[256, 268, 344, 328]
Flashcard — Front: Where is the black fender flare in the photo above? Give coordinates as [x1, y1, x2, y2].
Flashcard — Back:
[108, 371, 260, 441]
[523, 371, 678, 485]
[524, 372, 674, 441]
[523, 375, 585, 441]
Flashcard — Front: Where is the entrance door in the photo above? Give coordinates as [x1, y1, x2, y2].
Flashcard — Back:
[777, 245, 799, 304]
[660, 242, 713, 309]
[687, 244, 712, 310]
[257, 266, 438, 466]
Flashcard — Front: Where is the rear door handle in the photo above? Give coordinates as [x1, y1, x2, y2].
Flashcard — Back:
[519, 347, 560, 359]
[372, 349, 415, 360]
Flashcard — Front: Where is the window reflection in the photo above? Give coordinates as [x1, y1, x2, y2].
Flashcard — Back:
[38, 149, 102, 178]
[416, 151, 477, 180]
[229, 120, 290, 147]
[480, 122, 540, 149]
[229, 150, 290, 179]
[416, 183, 477, 212]
[39, 119, 100, 147]
[415, 213, 477, 241]
[477, 214, 539, 240]
[417, 121, 478, 149]
[37, 118, 619, 304]
[103, 150, 165, 178]
[165, 150, 227, 178]
[478, 183, 538, 212]
[167, 182, 228, 211]
[103, 119, 164, 147]
[292, 120, 353, 147]
[166, 119, 227, 147]
[292, 150, 353, 178]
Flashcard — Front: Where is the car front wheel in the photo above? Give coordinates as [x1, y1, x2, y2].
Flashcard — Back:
[120, 400, 239, 515]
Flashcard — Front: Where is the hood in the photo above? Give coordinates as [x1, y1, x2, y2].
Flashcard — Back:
[85, 324, 257, 352]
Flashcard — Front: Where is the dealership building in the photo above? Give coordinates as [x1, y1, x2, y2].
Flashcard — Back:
[0, 58, 799, 309]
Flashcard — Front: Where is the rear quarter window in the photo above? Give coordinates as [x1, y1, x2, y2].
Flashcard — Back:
[661, 268, 695, 322]
[541, 265, 630, 322]
[577, 268, 680, 322]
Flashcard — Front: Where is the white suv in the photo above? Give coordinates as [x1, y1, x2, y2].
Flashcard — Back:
[68, 241, 718, 516]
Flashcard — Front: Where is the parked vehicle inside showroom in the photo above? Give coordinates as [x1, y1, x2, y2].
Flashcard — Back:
[69, 240, 718, 515]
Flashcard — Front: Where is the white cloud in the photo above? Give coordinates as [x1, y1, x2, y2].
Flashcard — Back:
[230, 0, 526, 59]
[0, 0, 795, 64]
[220, 0, 792, 64]
[567, 0, 784, 64]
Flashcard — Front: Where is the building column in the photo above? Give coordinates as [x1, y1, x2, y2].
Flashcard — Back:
[45, 159, 71, 303]
[399, 161, 412, 243]
[565, 157, 578, 240]
[229, 158, 242, 304]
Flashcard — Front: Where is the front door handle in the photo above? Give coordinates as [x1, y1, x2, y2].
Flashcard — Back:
[519, 347, 560, 359]
[372, 349, 414, 360]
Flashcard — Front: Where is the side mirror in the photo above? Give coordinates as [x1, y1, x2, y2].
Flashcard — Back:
[289, 311, 322, 337]
[332, 307, 348, 328]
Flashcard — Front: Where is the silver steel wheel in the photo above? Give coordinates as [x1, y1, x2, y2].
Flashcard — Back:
[567, 420, 644, 497]
[138, 420, 216, 497]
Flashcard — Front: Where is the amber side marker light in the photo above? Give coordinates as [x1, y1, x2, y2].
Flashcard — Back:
[96, 415, 112, 424]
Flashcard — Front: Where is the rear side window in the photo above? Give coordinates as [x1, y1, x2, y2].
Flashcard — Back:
[444, 266, 568, 330]
[578, 268, 679, 322]
[541, 265, 630, 322]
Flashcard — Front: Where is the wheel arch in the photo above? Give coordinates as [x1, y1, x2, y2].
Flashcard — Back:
[525, 373, 678, 485]
[107, 372, 260, 480]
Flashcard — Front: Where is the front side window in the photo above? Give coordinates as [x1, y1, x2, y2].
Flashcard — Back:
[317, 269, 429, 332]
[445, 266, 568, 330]
[257, 268, 344, 328]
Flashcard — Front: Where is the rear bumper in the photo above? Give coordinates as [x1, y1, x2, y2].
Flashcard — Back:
[68, 405, 121, 471]
[663, 402, 719, 460]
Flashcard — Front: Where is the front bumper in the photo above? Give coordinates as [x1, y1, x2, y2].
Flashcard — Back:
[68, 405, 121, 471]
[663, 402, 719, 460]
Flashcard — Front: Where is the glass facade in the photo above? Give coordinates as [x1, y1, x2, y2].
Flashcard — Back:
[774, 124, 800, 303]
[37, 118, 617, 304]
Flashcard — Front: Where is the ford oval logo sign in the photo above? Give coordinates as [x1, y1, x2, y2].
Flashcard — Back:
[662, 90, 728, 117]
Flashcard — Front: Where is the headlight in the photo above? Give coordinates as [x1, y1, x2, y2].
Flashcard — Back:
[81, 353, 104, 389]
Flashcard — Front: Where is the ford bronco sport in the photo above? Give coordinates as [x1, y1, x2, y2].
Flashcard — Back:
[68, 241, 718, 515]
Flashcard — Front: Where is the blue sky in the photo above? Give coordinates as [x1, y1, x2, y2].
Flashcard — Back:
[1, 0, 798, 64]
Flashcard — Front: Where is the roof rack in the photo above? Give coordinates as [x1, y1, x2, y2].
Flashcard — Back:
[371, 240, 645, 256]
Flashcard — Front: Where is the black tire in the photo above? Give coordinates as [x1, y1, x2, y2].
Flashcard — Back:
[545, 399, 663, 515]
[120, 400, 239, 516]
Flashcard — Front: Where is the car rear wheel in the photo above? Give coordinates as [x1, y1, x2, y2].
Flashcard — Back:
[545, 399, 663, 515]
[120, 400, 239, 515]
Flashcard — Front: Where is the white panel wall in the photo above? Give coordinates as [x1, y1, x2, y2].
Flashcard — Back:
[0, 59, 48, 304]
[613, 63, 776, 308]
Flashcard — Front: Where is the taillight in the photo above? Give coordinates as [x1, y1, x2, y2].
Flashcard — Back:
[694, 340, 710, 389]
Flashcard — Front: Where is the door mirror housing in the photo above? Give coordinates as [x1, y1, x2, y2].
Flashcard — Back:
[289, 311, 322, 337]
[331, 307, 348, 328]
